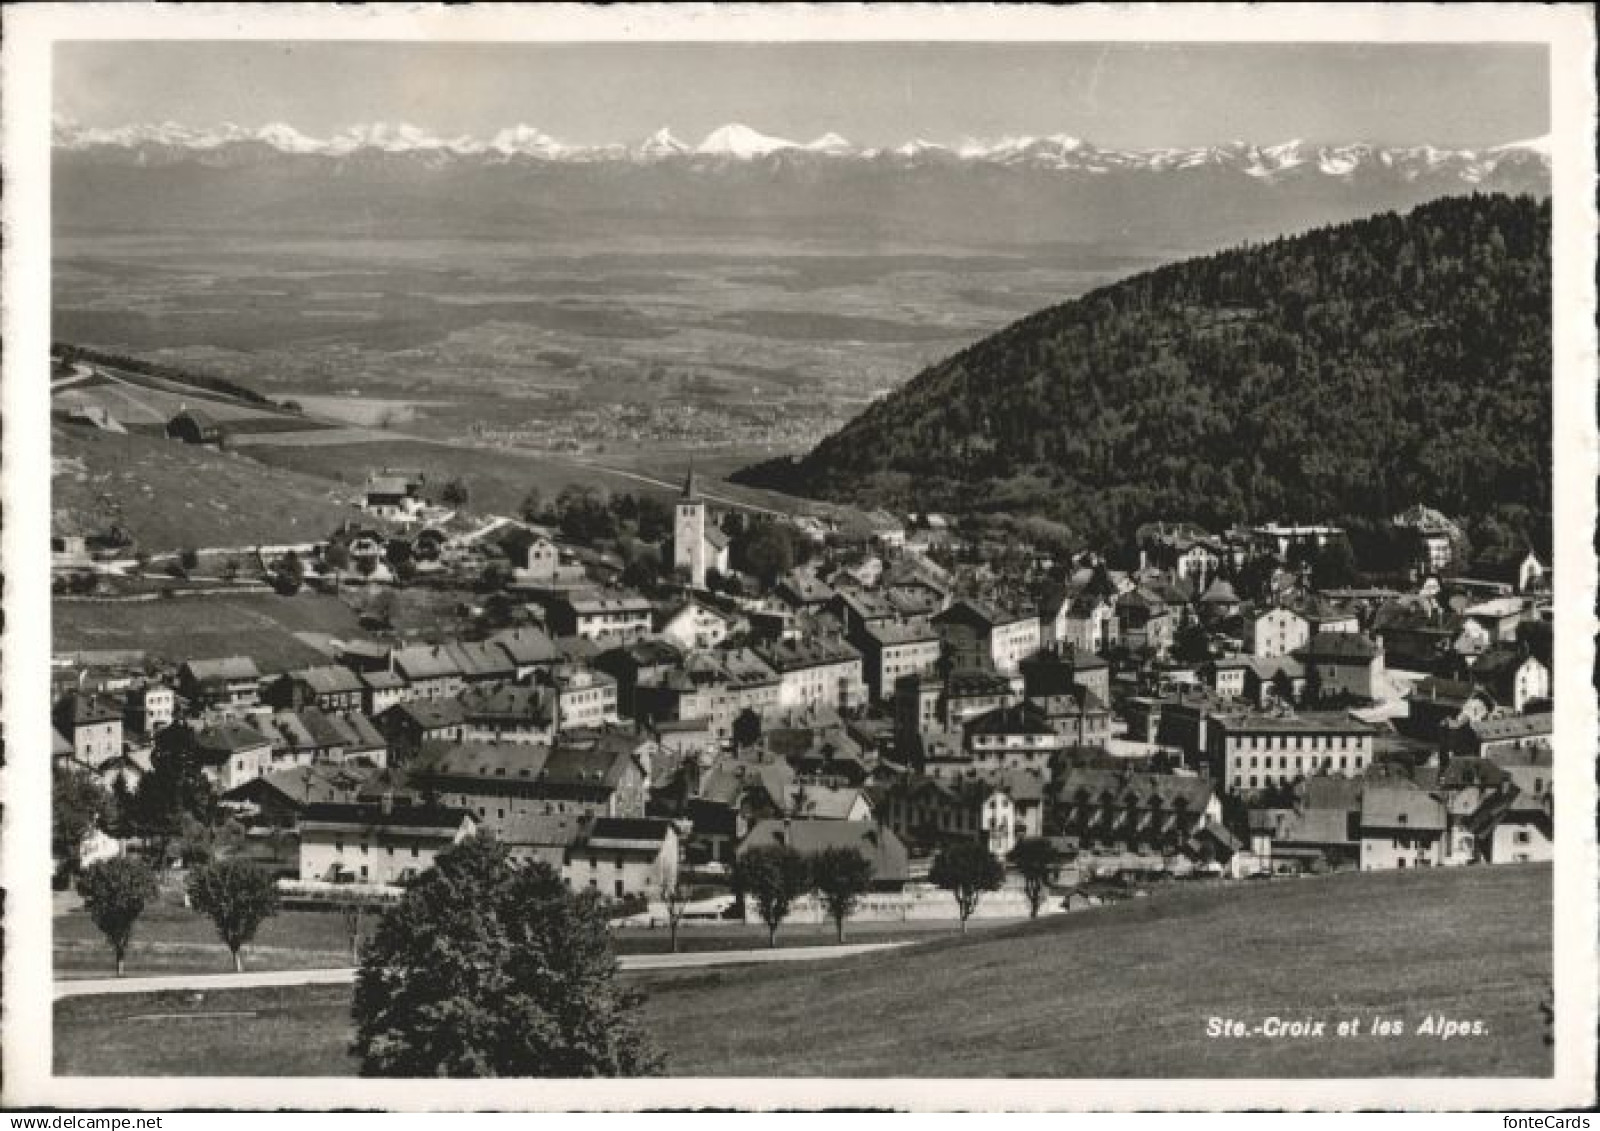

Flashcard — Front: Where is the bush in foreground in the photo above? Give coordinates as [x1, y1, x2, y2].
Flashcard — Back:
[351, 835, 660, 1077]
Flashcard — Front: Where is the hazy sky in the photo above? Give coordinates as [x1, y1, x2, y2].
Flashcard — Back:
[55, 41, 1550, 148]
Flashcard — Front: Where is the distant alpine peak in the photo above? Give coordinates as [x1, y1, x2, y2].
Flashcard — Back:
[51, 119, 1555, 181]
[804, 131, 855, 155]
[695, 123, 800, 157]
[634, 126, 690, 159]
[487, 123, 565, 157]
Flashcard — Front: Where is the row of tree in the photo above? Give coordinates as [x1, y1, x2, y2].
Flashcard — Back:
[731, 837, 1062, 947]
[75, 855, 280, 976]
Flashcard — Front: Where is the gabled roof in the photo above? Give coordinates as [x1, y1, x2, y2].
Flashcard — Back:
[934, 598, 1031, 630]
[787, 784, 871, 820]
[965, 701, 1057, 738]
[365, 476, 413, 497]
[1299, 632, 1381, 661]
[1470, 646, 1541, 681]
[444, 640, 517, 679]
[64, 691, 122, 727]
[193, 721, 271, 754]
[382, 698, 464, 730]
[860, 618, 940, 646]
[391, 645, 462, 681]
[224, 762, 371, 806]
[1199, 579, 1240, 604]
[588, 816, 675, 849]
[181, 656, 260, 682]
[697, 757, 795, 808]
[753, 636, 861, 672]
[1056, 767, 1215, 812]
[459, 681, 552, 725]
[740, 818, 909, 883]
[1360, 786, 1447, 832]
[490, 626, 562, 667]
[300, 801, 473, 834]
[1468, 713, 1553, 743]
[410, 740, 550, 781]
[497, 811, 586, 849]
[540, 742, 638, 791]
[292, 665, 366, 697]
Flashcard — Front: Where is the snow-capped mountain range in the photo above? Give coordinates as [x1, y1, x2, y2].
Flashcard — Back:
[52, 118, 1552, 182]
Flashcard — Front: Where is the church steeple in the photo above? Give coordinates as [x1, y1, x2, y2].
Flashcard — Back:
[682, 460, 699, 501]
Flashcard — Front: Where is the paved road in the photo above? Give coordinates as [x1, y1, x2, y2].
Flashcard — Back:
[54, 941, 909, 1000]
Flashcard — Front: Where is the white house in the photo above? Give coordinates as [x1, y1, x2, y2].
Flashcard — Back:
[297, 801, 476, 886]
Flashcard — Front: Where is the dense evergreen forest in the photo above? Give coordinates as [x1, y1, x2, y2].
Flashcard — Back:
[736, 194, 1551, 558]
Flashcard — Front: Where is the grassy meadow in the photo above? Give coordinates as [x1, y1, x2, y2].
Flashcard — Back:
[55, 864, 1552, 1078]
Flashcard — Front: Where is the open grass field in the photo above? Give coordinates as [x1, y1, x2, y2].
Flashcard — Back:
[244, 435, 806, 517]
[56, 900, 354, 980]
[53, 591, 372, 670]
[54, 864, 1552, 1078]
[53, 423, 363, 551]
[55, 888, 991, 980]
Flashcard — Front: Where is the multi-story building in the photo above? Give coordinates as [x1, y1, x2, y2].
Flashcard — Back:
[177, 657, 261, 711]
[390, 645, 464, 702]
[56, 692, 124, 766]
[1207, 712, 1376, 795]
[933, 599, 1041, 674]
[1298, 632, 1385, 701]
[298, 800, 475, 886]
[1245, 607, 1311, 659]
[754, 637, 867, 712]
[853, 619, 941, 701]
[543, 591, 654, 643]
[550, 666, 621, 731]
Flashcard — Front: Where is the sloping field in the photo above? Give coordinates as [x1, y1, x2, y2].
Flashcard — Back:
[53, 592, 370, 671]
[54, 864, 1551, 1077]
[642, 863, 1552, 1077]
[53, 424, 361, 550]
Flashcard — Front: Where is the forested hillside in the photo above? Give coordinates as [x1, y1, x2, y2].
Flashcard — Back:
[735, 194, 1551, 556]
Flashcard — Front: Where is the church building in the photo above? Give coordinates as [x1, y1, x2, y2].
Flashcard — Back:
[672, 467, 730, 589]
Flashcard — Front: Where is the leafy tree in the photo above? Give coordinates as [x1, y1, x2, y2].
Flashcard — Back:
[809, 846, 875, 942]
[351, 836, 660, 1077]
[732, 519, 805, 586]
[130, 735, 217, 868]
[734, 843, 811, 948]
[186, 858, 281, 972]
[633, 495, 673, 543]
[518, 487, 545, 524]
[439, 478, 470, 510]
[1310, 536, 1361, 591]
[53, 767, 110, 886]
[620, 553, 661, 593]
[323, 542, 351, 572]
[76, 856, 158, 976]
[929, 840, 1006, 933]
[557, 486, 617, 543]
[1012, 838, 1061, 919]
[731, 709, 762, 751]
[1171, 622, 1214, 665]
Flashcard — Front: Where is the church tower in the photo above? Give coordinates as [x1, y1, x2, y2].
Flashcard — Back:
[673, 464, 707, 588]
